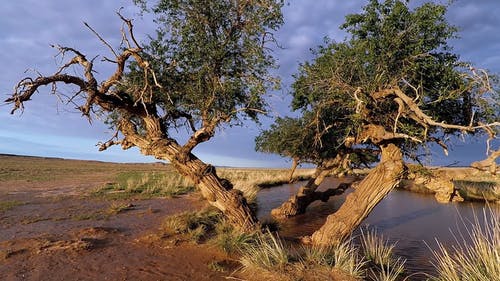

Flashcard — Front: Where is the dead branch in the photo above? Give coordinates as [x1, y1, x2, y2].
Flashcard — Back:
[428, 137, 449, 156]
[84, 22, 118, 58]
[392, 87, 499, 135]
[471, 149, 500, 175]
[97, 130, 121, 151]
[359, 124, 423, 144]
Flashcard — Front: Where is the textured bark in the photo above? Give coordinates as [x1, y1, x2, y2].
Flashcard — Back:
[288, 158, 299, 183]
[308, 143, 404, 246]
[120, 117, 258, 232]
[271, 155, 348, 218]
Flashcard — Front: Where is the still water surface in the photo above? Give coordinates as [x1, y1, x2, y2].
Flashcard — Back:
[256, 177, 498, 277]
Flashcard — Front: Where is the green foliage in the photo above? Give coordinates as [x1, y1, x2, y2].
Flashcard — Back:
[255, 115, 324, 164]
[256, 110, 379, 168]
[290, 0, 499, 158]
[122, 0, 284, 134]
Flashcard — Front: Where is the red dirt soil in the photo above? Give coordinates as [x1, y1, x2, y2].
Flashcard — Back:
[0, 175, 232, 281]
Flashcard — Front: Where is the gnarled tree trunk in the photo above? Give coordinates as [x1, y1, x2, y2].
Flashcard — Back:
[308, 143, 404, 246]
[288, 157, 299, 183]
[271, 155, 350, 218]
[120, 118, 258, 232]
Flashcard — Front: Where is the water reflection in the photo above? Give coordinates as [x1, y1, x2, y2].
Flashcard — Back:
[256, 177, 499, 278]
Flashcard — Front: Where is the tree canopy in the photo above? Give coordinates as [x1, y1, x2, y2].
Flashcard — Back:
[260, 0, 499, 245]
[291, 0, 499, 157]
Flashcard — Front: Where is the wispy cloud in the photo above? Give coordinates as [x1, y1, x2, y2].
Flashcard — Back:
[1, 0, 498, 166]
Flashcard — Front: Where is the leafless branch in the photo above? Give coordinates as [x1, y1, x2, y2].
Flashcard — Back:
[117, 9, 141, 49]
[97, 130, 121, 151]
[84, 22, 119, 58]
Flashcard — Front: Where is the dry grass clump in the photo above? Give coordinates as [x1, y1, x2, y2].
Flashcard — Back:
[212, 220, 258, 254]
[93, 171, 195, 199]
[239, 230, 291, 273]
[371, 257, 406, 281]
[332, 241, 367, 279]
[359, 229, 408, 281]
[430, 207, 500, 281]
[239, 233, 367, 280]
[360, 229, 397, 266]
[161, 208, 221, 243]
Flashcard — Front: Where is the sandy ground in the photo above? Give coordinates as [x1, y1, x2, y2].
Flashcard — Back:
[0, 173, 233, 281]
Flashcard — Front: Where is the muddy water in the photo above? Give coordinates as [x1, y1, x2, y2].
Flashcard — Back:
[257, 177, 498, 277]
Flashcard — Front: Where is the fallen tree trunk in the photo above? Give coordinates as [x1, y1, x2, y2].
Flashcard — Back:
[307, 143, 404, 246]
[471, 149, 500, 175]
[271, 155, 349, 218]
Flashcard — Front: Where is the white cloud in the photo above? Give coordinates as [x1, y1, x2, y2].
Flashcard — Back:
[0, 0, 498, 166]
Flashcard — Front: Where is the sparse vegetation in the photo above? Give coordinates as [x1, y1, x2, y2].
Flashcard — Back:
[454, 180, 500, 202]
[219, 168, 314, 201]
[430, 208, 500, 281]
[0, 154, 169, 182]
[92, 171, 195, 199]
[0, 200, 24, 212]
[106, 202, 134, 215]
[239, 230, 291, 273]
[92, 168, 313, 201]
[161, 208, 222, 243]
[360, 229, 397, 266]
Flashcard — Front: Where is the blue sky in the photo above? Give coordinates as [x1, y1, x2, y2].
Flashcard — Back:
[1, 0, 499, 167]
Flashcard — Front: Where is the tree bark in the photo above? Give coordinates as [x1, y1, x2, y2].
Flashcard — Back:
[271, 155, 347, 218]
[120, 118, 258, 232]
[308, 143, 404, 246]
[288, 157, 299, 183]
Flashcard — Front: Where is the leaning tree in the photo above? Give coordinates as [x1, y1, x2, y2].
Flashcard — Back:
[4, 0, 284, 232]
[256, 111, 378, 218]
[289, 0, 499, 246]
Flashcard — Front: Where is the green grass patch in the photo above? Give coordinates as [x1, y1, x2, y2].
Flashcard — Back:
[0, 200, 24, 212]
[92, 171, 195, 199]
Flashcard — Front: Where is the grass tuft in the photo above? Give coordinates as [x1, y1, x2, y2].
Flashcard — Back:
[370, 257, 406, 281]
[161, 208, 222, 243]
[430, 207, 500, 281]
[212, 220, 257, 254]
[332, 240, 367, 279]
[239, 229, 290, 272]
[92, 171, 195, 199]
[361, 228, 397, 266]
